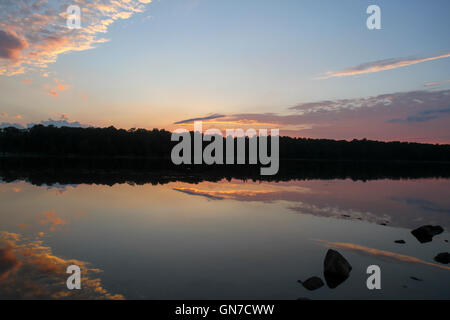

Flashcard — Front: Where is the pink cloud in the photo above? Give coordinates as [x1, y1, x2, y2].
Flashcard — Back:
[0, 1, 153, 76]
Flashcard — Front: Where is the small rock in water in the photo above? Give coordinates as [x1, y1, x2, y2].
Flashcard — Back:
[434, 252, 450, 264]
[410, 276, 423, 281]
[411, 225, 444, 243]
[323, 249, 352, 289]
[298, 277, 324, 291]
[395, 240, 406, 244]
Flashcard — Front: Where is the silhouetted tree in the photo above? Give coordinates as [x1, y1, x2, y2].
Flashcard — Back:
[1, 125, 449, 161]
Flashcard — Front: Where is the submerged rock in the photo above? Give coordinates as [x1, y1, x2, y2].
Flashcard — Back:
[434, 252, 450, 264]
[323, 249, 352, 289]
[298, 277, 324, 291]
[411, 225, 444, 243]
[395, 240, 406, 244]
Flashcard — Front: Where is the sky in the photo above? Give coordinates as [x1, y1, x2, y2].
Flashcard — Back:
[0, 0, 450, 143]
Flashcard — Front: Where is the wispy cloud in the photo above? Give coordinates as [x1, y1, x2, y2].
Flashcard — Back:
[317, 53, 450, 79]
[174, 113, 226, 124]
[174, 187, 278, 201]
[424, 80, 450, 87]
[424, 81, 441, 87]
[0, 0, 152, 76]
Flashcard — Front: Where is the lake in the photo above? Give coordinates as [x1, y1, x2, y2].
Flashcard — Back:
[0, 160, 449, 300]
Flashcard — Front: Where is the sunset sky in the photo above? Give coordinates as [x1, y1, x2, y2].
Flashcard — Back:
[1, 0, 450, 143]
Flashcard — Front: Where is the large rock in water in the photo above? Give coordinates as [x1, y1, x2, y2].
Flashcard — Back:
[323, 249, 352, 289]
[298, 277, 324, 291]
[434, 252, 450, 264]
[411, 225, 444, 243]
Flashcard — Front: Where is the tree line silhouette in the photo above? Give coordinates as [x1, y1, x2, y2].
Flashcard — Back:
[1, 124, 450, 161]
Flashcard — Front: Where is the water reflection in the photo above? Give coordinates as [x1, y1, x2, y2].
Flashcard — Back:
[0, 232, 123, 299]
[317, 240, 450, 271]
[170, 179, 450, 229]
[0, 161, 449, 299]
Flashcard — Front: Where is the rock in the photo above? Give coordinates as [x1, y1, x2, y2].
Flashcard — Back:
[434, 252, 450, 264]
[411, 225, 444, 243]
[323, 249, 352, 288]
[395, 240, 406, 244]
[298, 277, 324, 291]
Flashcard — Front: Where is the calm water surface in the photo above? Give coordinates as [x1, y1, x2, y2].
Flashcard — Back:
[0, 177, 449, 299]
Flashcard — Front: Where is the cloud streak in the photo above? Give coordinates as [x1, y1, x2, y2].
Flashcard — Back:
[0, 0, 152, 76]
[318, 53, 450, 79]
[174, 113, 226, 124]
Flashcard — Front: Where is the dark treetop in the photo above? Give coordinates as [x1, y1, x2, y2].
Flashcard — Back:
[1, 124, 450, 161]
